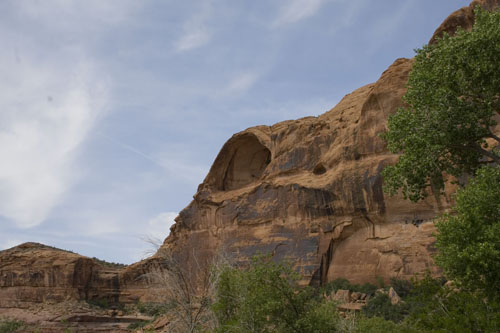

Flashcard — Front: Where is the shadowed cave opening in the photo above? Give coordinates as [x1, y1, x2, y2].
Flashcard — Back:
[223, 135, 271, 191]
[313, 163, 327, 175]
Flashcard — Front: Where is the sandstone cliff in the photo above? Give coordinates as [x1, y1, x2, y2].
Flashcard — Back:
[161, 0, 500, 286]
[1, 0, 499, 315]
[0, 243, 122, 308]
[162, 57, 445, 286]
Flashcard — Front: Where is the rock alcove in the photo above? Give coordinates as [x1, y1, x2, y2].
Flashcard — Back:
[222, 134, 271, 191]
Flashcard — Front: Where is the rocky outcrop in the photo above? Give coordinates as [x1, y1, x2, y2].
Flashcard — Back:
[1, 243, 109, 308]
[430, 0, 500, 43]
[161, 57, 448, 287]
[158, 1, 500, 287]
[0, 242, 164, 308]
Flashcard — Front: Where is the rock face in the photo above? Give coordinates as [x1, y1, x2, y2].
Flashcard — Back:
[162, 57, 448, 287]
[0, 242, 162, 308]
[430, 0, 500, 43]
[160, 0, 500, 287]
[0, 243, 111, 308]
[1, 0, 499, 315]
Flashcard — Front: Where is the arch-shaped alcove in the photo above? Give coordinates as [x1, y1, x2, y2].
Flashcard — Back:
[222, 135, 271, 191]
[202, 131, 272, 192]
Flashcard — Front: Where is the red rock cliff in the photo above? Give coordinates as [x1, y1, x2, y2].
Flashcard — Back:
[1, 0, 499, 310]
[161, 0, 500, 286]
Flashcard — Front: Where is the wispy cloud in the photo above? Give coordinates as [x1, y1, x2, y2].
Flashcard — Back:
[175, 2, 213, 52]
[274, 0, 327, 26]
[220, 71, 260, 97]
[0, 59, 108, 228]
[0, 1, 137, 228]
[14, 0, 141, 28]
[155, 152, 208, 186]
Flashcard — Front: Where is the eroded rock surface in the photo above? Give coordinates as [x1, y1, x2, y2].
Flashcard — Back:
[430, 0, 500, 43]
[0, 242, 165, 308]
[161, 57, 448, 287]
[2, 1, 499, 321]
[159, 0, 500, 286]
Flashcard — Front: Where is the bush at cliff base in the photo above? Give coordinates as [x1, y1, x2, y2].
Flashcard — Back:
[356, 273, 500, 332]
[212, 254, 340, 333]
[0, 319, 24, 333]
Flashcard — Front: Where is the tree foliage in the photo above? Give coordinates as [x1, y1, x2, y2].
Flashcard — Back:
[321, 278, 377, 296]
[212, 254, 340, 333]
[435, 165, 500, 298]
[382, 7, 500, 201]
[405, 275, 500, 332]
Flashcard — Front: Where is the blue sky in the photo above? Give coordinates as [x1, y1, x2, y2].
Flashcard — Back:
[0, 0, 467, 264]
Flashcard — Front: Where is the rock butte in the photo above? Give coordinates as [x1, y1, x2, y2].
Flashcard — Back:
[1, 0, 499, 316]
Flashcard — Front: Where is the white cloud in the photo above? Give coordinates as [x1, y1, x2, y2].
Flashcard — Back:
[0, 2, 117, 228]
[14, 0, 141, 28]
[274, 0, 327, 26]
[175, 3, 213, 52]
[0, 59, 108, 228]
[176, 29, 212, 52]
[224, 72, 260, 96]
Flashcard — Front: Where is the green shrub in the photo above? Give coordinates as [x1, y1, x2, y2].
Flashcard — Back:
[376, 276, 386, 289]
[294, 301, 339, 333]
[0, 319, 24, 333]
[127, 320, 151, 330]
[322, 278, 377, 296]
[87, 298, 109, 309]
[136, 302, 170, 317]
[213, 254, 340, 332]
[355, 316, 416, 333]
[323, 278, 351, 294]
[356, 282, 378, 295]
[362, 294, 409, 323]
[407, 289, 500, 332]
[389, 278, 413, 298]
[403, 273, 444, 316]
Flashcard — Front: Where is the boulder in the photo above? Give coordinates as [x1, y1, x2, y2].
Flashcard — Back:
[388, 287, 401, 305]
[333, 289, 351, 303]
[351, 292, 362, 302]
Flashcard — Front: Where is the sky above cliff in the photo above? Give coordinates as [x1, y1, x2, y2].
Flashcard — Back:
[0, 0, 468, 263]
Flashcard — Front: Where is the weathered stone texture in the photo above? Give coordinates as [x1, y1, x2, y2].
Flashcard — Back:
[2, 0, 500, 312]
[161, 57, 450, 287]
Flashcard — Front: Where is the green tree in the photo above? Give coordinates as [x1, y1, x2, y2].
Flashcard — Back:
[435, 165, 500, 298]
[405, 278, 500, 332]
[355, 316, 416, 333]
[381, 7, 500, 201]
[212, 254, 340, 333]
